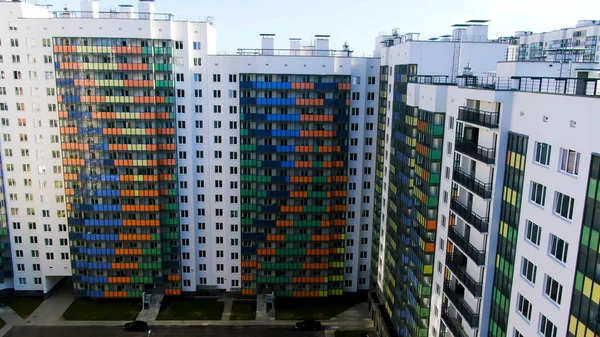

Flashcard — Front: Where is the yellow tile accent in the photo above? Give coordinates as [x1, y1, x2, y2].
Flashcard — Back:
[591, 282, 600, 303]
[585, 328, 594, 337]
[569, 315, 577, 335]
[577, 322, 585, 337]
[583, 277, 593, 297]
[577, 322, 586, 337]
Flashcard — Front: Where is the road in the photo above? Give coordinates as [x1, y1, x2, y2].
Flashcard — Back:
[5, 325, 326, 337]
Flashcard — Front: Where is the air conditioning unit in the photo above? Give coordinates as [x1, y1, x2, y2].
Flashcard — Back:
[570, 120, 577, 127]
[543, 116, 549, 122]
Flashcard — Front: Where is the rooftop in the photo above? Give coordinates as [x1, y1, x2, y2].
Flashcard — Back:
[408, 74, 600, 98]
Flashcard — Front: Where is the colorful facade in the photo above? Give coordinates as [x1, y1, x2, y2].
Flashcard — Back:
[239, 74, 350, 297]
[53, 37, 180, 298]
[568, 154, 600, 337]
[0, 153, 12, 285]
[378, 63, 444, 337]
[488, 133, 528, 337]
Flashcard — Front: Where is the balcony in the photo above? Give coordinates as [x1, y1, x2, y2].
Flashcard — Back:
[448, 227, 486, 265]
[445, 254, 483, 297]
[453, 169, 492, 199]
[441, 309, 470, 337]
[449, 198, 489, 233]
[458, 107, 499, 129]
[443, 281, 480, 328]
[455, 138, 496, 165]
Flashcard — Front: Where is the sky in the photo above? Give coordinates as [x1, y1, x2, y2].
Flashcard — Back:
[57, 0, 600, 55]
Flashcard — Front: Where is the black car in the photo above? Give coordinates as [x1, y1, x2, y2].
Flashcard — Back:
[295, 320, 323, 331]
[122, 321, 149, 332]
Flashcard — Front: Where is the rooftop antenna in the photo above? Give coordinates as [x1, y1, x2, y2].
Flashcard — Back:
[462, 63, 473, 76]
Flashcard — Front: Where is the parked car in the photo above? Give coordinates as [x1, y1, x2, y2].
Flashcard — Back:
[122, 321, 149, 332]
[295, 320, 323, 331]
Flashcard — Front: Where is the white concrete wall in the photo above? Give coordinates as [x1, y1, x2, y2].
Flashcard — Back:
[506, 91, 600, 337]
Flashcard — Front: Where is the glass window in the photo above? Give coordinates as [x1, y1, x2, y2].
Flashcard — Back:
[525, 220, 541, 245]
[554, 191, 574, 220]
[530, 181, 547, 206]
[549, 233, 568, 263]
[539, 314, 557, 337]
[559, 148, 580, 175]
[544, 274, 563, 305]
[534, 141, 551, 166]
[521, 257, 537, 284]
[517, 293, 532, 321]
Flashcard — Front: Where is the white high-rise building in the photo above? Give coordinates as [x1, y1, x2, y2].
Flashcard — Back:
[369, 19, 600, 337]
[0, 0, 377, 298]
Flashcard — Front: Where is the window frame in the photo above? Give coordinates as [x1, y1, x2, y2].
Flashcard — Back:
[516, 293, 532, 321]
[548, 233, 568, 263]
[521, 257, 537, 284]
[530, 181, 547, 206]
[534, 141, 551, 166]
[558, 147, 580, 176]
[543, 274, 563, 305]
[553, 191, 574, 220]
[525, 220, 541, 246]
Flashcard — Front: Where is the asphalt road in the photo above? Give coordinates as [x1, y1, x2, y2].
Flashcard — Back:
[6, 325, 326, 337]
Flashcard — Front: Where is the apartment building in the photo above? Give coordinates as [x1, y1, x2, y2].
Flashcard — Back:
[369, 20, 600, 337]
[507, 20, 600, 63]
[368, 22, 510, 337]
[0, 0, 377, 298]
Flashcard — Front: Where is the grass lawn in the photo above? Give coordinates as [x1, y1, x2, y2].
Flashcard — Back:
[335, 331, 370, 337]
[275, 296, 365, 320]
[62, 299, 141, 321]
[230, 302, 256, 320]
[3, 297, 44, 319]
[156, 299, 224, 320]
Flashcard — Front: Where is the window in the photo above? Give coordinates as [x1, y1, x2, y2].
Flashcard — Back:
[193, 41, 201, 50]
[549, 233, 568, 263]
[544, 275, 563, 305]
[559, 148, 580, 175]
[449, 116, 455, 129]
[539, 315, 557, 337]
[517, 293, 532, 321]
[521, 257, 537, 284]
[534, 141, 551, 166]
[525, 220, 541, 245]
[554, 191, 574, 220]
[530, 181, 547, 206]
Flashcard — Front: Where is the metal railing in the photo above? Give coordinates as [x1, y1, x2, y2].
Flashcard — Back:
[443, 282, 480, 328]
[446, 254, 483, 297]
[407, 75, 455, 85]
[235, 48, 353, 57]
[441, 309, 470, 337]
[453, 169, 492, 199]
[457, 107, 499, 129]
[454, 138, 496, 165]
[449, 198, 489, 233]
[448, 227, 486, 265]
[49, 10, 215, 24]
[457, 75, 600, 97]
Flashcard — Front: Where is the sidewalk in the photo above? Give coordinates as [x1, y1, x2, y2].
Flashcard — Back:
[26, 279, 75, 325]
[220, 298, 233, 321]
